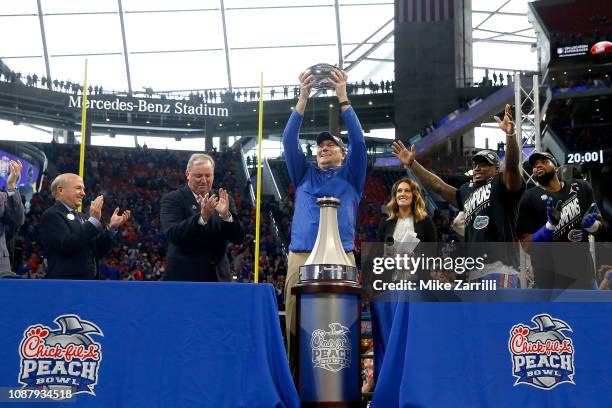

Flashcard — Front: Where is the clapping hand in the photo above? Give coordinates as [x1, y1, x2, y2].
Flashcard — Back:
[199, 192, 219, 222]
[89, 195, 104, 221]
[581, 203, 600, 233]
[7, 160, 22, 189]
[215, 188, 230, 219]
[109, 207, 131, 230]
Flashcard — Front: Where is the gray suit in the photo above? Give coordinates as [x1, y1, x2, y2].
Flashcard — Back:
[0, 190, 25, 274]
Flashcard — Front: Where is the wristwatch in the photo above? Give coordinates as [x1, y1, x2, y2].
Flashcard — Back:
[338, 100, 351, 108]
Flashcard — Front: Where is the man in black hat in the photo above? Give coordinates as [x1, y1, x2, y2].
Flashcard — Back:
[516, 151, 605, 289]
[393, 104, 525, 285]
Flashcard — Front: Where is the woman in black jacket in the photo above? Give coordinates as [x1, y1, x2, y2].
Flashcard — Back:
[378, 177, 438, 281]
[378, 177, 437, 244]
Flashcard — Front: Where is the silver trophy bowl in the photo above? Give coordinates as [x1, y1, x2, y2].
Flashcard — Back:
[307, 63, 337, 90]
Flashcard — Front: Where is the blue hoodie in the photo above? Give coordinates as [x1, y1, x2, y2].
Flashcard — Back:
[282, 107, 367, 252]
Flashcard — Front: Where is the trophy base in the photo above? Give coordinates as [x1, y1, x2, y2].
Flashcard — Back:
[299, 264, 359, 281]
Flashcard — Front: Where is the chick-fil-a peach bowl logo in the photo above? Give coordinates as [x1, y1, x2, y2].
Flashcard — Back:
[18, 314, 103, 396]
[508, 314, 575, 390]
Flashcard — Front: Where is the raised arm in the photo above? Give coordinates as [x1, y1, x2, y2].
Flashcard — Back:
[282, 71, 313, 185]
[4, 160, 25, 228]
[331, 69, 366, 193]
[495, 104, 523, 192]
[392, 140, 458, 207]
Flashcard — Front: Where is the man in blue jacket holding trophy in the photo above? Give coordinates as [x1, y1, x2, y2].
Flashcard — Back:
[282, 66, 367, 369]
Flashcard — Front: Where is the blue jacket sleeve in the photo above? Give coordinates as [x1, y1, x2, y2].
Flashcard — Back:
[342, 107, 367, 195]
[282, 111, 308, 186]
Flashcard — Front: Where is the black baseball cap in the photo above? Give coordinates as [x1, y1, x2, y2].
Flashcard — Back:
[528, 151, 558, 167]
[316, 131, 346, 151]
[472, 150, 500, 165]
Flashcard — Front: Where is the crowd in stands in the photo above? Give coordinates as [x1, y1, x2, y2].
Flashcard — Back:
[0, 68, 105, 95]
[557, 123, 612, 151]
[550, 24, 612, 49]
[551, 72, 612, 94]
[1, 61, 393, 104]
[476, 70, 518, 87]
[12, 142, 289, 307]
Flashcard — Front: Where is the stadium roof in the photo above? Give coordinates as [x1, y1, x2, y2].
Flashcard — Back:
[0, 0, 395, 95]
[1, 0, 536, 94]
[0, 0, 537, 151]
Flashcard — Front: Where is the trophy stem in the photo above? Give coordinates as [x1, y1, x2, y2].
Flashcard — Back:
[304, 197, 353, 267]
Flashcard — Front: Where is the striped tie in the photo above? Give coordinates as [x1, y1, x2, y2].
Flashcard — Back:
[73, 210, 84, 223]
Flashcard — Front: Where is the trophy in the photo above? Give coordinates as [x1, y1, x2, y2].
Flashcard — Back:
[307, 63, 337, 90]
[294, 197, 361, 406]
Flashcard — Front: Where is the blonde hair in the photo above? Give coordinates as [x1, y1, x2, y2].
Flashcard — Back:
[386, 177, 427, 222]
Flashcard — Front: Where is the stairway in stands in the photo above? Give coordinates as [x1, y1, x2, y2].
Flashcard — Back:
[414, 78, 533, 157]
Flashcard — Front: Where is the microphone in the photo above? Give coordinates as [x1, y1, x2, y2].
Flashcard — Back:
[384, 236, 394, 257]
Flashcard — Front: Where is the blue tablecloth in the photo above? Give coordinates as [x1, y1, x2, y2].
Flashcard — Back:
[0, 280, 299, 408]
[371, 290, 612, 408]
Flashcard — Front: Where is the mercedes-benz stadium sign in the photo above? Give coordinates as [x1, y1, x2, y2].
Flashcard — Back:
[68, 95, 230, 118]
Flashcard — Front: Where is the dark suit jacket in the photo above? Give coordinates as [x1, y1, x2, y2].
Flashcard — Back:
[160, 185, 245, 282]
[0, 190, 25, 274]
[40, 201, 113, 279]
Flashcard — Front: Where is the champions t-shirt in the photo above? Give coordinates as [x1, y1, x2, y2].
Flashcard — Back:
[456, 173, 524, 266]
[517, 179, 594, 243]
[517, 179, 596, 289]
